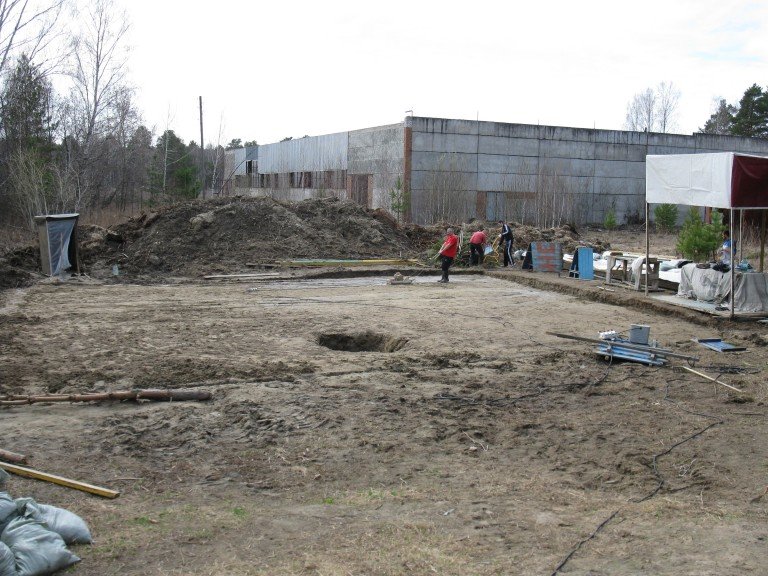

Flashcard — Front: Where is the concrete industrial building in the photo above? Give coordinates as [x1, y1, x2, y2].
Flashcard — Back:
[223, 116, 768, 225]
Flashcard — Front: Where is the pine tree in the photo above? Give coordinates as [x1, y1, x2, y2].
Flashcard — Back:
[731, 84, 768, 138]
[699, 99, 736, 135]
[0, 54, 56, 151]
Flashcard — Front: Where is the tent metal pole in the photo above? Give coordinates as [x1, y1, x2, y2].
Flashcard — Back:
[739, 210, 744, 262]
[730, 209, 735, 320]
[761, 209, 766, 273]
[645, 202, 650, 297]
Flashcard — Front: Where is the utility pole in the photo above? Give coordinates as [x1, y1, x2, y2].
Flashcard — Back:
[199, 96, 206, 199]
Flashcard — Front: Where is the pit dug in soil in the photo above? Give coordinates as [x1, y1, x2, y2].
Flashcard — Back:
[317, 331, 408, 352]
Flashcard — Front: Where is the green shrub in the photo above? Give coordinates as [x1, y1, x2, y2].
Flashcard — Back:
[604, 207, 617, 230]
[389, 176, 410, 223]
[676, 208, 724, 261]
[654, 203, 678, 232]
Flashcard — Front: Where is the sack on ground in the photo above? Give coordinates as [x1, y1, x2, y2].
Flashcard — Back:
[0, 542, 15, 576]
[14, 499, 92, 545]
[0, 494, 15, 532]
[1, 516, 80, 576]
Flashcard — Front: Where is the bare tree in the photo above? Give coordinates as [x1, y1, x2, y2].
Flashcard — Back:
[625, 88, 656, 132]
[420, 153, 472, 223]
[624, 82, 681, 133]
[64, 0, 131, 206]
[0, 0, 67, 77]
[656, 81, 681, 133]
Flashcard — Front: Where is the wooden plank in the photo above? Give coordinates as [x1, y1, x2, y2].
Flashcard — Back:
[681, 366, 744, 393]
[204, 273, 281, 280]
[0, 461, 120, 499]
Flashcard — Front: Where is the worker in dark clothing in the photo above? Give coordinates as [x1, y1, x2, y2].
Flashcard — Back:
[498, 220, 514, 267]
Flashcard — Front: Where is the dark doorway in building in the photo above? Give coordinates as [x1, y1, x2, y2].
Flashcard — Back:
[349, 174, 373, 207]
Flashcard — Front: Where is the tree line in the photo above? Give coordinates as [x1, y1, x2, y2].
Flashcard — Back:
[2, 2, 766, 234]
[0, 0, 234, 232]
[699, 84, 768, 138]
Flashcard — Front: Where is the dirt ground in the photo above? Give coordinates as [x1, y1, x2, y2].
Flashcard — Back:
[2, 200, 768, 575]
[1, 265, 768, 575]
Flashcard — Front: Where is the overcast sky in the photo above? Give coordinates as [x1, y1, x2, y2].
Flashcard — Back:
[121, 0, 768, 147]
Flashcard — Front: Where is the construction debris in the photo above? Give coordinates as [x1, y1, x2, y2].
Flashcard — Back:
[388, 272, 414, 285]
[548, 328, 699, 366]
[694, 338, 747, 353]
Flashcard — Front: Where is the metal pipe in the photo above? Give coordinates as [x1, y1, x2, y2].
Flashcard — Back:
[730, 208, 735, 320]
[546, 332, 699, 361]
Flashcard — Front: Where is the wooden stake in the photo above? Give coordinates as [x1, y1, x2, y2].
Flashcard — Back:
[0, 448, 28, 465]
[681, 366, 744, 393]
[0, 462, 119, 499]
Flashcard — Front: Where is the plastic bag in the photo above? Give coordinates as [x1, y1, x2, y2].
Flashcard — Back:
[15, 499, 92, 545]
[0, 494, 15, 531]
[0, 542, 15, 576]
[1, 516, 80, 576]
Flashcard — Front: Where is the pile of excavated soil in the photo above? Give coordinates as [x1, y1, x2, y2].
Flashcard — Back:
[0, 245, 42, 289]
[97, 196, 424, 278]
[512, 223, 611, 254]
[1, 198, 625, 287]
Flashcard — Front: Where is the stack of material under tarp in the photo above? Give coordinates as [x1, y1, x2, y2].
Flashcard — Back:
[0, 469, 91, 576]
[678, 263, 768, 313]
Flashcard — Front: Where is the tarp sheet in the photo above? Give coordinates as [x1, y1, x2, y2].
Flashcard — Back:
[46, 219, 75, 276]
[678, 263, 768, 313]
[646, 152, 768, 208]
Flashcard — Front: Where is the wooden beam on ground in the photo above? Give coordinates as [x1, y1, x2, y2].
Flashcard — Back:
[0, 389, 212, 406]
[0, 448, 28, 465]
[681, 366, 744, 393]
[0, 461, 120, 499]
[203, 273, 281, 280]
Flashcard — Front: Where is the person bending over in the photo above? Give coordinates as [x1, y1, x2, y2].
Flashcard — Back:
[469, 227, 487, 266]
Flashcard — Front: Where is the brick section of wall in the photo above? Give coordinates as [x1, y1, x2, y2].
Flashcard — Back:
[404, 125, 413, 222]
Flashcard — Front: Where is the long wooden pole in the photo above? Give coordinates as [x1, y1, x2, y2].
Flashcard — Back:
[681, 366, 743, 393]
[0, 389, 211, 406]
[0, 462, 120, 499]
[199, 96, 206, 199]
[645, 201, 650, 297]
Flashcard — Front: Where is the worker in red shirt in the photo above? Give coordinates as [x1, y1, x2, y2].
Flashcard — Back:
[469, 227, 487, 266]
[437, 227, 459, 283]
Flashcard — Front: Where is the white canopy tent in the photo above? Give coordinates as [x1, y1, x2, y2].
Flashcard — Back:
[645, 152, 768, 318]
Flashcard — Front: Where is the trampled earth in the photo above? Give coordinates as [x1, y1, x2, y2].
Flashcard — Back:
[1, 199, 768, 575]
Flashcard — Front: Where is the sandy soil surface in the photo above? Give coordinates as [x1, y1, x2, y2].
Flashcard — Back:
[2, 266, 768, 575]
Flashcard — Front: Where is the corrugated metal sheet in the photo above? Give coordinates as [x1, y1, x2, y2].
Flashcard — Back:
[230, 148, 246, 175]
[227, 146, 259, 176]
[258, 132, 348, 173]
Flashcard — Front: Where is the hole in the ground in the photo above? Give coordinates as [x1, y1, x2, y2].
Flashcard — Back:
[317, 331, 408, 352]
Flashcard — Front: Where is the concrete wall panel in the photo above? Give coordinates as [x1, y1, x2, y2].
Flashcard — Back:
[538, 139, 595, 160]
[411, 151, 476, 172]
